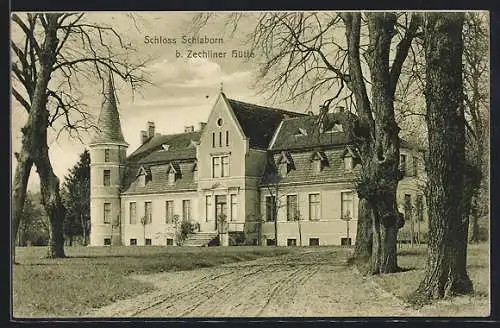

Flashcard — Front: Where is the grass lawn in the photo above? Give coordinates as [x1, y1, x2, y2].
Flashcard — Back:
[12, 245, 295, 318]
[372, 242, 490, 316]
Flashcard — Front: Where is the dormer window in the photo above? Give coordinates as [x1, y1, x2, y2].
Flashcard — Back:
[279, 162, 288, 177]
[136, 166, 151, 187]
[277, 151, 294, 177]
[295, 128, 308, 137]
[192, 161, 198, 181]
[325, 124, 344, 133]
[168, 171, 176, 185]
[341, 146, 359, 172]
[162, 144, 170, 151]
[167, 163, 180, 185]
[311, 151, 328, 172]
[343, 155, 353, 172]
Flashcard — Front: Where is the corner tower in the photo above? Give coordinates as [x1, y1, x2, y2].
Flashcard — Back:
[88, 72, 128, 246]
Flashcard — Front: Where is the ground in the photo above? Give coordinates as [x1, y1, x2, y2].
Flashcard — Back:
[13, 244, 489, 318]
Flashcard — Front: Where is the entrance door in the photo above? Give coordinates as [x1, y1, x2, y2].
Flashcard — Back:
[215, 195, 227, 230]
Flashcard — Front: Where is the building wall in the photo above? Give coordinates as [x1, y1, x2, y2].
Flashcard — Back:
[120, 191, 198, 246]
[258, 182, 359, 246]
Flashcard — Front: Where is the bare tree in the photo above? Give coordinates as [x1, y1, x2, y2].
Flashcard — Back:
[195, 12, 421, 273]
[11, 13, 149, 260]
[462, 12, 489, 243]
[411, 12, 474, 304]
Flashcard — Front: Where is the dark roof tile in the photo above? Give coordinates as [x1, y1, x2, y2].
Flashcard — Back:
[226, 97, 306, 149]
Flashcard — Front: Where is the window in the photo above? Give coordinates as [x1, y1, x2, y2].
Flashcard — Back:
[130, 238, 137, 245]
[165, 200, 174, 223]
[416, 195, 424, 222]
[222, 156, 230, 177]
[145, 201, 152, 224]
[213, 157, 221, 178]
[400, 154, 407, 175]
[166, 238, 174, 246]
[219, 131, 222, 147]
[226, 131, 229, 146]
[341, 237, 352, 246]
[103, 202, 111, 224]
[206, 195, 212, 221]
[341, 191, 353, 219]
[309, 238, 320, 246]
[279, 162, 288, 177]
[404, 194, 412, 218]
[286, 195, 298, 221]
[145, 238, 152, 245]
[217, 118, 223, 127]
[182, 200, 191, 221]
[230, 194, 238, 221]
[104, 149, 110, 162]
[212, 132, 216, 148]
[344, 156, 353, 172]
[266, 239, 276, 246]
[129, 202, 137, 224]
[104, 238, 111, 246]
[103, 169, 111, 186]
[413, 157, 418, 176]
[287, 238, 297, 246]
[309, 193, 320, 221]
[212, 156, 230, 178]
[266, 196, 276, 222]
[168, 171, 176, 185]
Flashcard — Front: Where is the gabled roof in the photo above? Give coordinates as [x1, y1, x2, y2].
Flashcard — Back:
[225, 97, 306, 149]
[127, 131, 201, 164]
[270, 113, 350, 151]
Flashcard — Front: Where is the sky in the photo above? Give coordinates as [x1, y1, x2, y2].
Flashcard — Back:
[11, 12, 319, 191]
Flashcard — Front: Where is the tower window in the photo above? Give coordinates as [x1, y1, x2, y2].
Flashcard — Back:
[104, 149, 110, 162]
[226, 131, 229, 146]
[104, 238, 111, 246]
[212, 132, 215, 148]
[219, 131, 222, 147]
[103, 202, 111, 224]
[103, 170, 111, 186]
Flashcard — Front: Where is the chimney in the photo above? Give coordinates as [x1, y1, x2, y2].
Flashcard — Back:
[140, 130, 148, 144]
[184, 125, 195, 133]
[147, 121, 155, 138]
[198, 122, 207, 131]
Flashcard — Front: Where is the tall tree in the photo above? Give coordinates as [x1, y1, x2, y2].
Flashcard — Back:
[462, 12, 489, 243]
[62, 150, 91, 246]
[11, 13, 148, 260]
[195, 12, 421, 273]
[411, 12, 473, 303]
[17, 191, 50, 247]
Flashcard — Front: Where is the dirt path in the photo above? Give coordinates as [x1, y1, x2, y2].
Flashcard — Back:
[87, 248, 420, 317]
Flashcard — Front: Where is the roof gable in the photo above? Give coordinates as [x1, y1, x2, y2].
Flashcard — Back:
[226, 97, 306, 149]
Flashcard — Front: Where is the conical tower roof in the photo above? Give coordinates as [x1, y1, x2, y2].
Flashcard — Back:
[90, 71, 128, 146]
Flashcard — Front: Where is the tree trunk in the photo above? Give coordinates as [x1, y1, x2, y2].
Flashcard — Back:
[469, 213, 480, 243]
[411, 13, 473, 304]
[353, 198, 372, 262]
[81, 213, 87, 246]
[30, 14, 66, 258]
[12, 135, 34, 263]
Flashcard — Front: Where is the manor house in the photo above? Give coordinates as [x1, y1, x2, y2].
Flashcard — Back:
[88, 75, 425, 247]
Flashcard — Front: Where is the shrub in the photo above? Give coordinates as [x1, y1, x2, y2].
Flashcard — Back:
[180, 220, 193, 240]
[229, 232, 245, 246]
